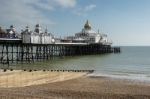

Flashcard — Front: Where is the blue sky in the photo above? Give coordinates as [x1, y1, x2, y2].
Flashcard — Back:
[0, 0, 150, 46]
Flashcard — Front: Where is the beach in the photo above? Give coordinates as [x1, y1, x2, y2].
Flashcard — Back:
[0, 69, 87, 87]
[0, 70, 150, 99]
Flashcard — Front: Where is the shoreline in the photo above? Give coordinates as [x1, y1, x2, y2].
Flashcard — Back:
[0, 70, 150, 98]
[0, 69, 88, 88]
[88, 72, 150, 83]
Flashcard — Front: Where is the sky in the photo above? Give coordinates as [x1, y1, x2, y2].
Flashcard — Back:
[0, 0, 150, 46]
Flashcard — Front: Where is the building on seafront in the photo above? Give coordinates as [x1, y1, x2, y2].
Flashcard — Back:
[66, 20, 112, 45]
[0, 20, 112, 45]
[0, 25, 18, 39]
[21, 24, 55, 44]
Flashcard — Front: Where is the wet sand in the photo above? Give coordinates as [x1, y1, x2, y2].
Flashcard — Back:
[0, 69, 87, 87]
[0, 71, 150, 99]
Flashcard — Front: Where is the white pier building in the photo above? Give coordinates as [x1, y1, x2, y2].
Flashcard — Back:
[22, 24, 55, 44]
[67, 20, 112, 45]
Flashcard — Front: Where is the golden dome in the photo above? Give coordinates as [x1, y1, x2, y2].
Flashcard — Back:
[84, 20, 91, 29]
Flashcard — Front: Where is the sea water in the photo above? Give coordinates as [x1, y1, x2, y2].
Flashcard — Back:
[89, 46, 150, 82]
[1, 46, 150, 82]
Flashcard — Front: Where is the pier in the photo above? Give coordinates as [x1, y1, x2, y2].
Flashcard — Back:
[0, 39, 120, 65]
[0, 21, 121, 89]
[0, 21, 121, 66]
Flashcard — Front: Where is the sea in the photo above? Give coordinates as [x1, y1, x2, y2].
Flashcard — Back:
[1, 46, 150, 82]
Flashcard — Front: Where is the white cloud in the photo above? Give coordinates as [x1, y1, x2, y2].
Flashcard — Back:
[85, 4, 96, 11]
[73, 4, 97, 16]
[0, 0, 56, 31]
[55, 0, 76, 8]
[34, 1, 54, 11]
[0, 0, 77, 32]
[0, 0, 95, 33]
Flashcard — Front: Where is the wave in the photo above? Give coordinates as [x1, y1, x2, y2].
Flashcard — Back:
[88, 72, 150, 82]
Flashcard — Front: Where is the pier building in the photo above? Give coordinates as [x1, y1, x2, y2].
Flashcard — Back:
[0, 25, 18, 39]
[67, 20, 112, 45]
[21, 24, 55, 44]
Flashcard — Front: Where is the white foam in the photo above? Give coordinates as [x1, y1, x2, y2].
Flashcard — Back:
[88, 72, 150, 82]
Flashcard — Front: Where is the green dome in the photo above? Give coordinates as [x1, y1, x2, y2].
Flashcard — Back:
[84, 20, 91, 29]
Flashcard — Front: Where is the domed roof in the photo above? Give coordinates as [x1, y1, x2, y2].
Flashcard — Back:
[35, 24, 40, 27]
[10, 25, 14, 28]
[84, 20, 91, 30]
[9, 25, 16, 32]
[25, 25, 30, 33]
[26, 25, 29, 29]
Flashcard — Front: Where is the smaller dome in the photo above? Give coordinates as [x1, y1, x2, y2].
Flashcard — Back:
[10, 25, 16, 32]
[35, 24, 40, 27]
[26, 25, 29, 29]
[84, 20, 91, 30]
[10, 25, 14, 29]
[35, 24, 42, 33]
[25, 25, 30, 32]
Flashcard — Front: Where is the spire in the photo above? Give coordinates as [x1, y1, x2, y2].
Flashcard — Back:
[84, 20, 91, 30]
[98, 29, 100, 33]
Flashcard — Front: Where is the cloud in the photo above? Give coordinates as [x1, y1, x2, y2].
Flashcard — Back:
[0, 0, 56, 31]
[33, 1, 54, 11]
[0, 0, 77, 32]
[0, 0, 95, 33]
[73, 4, 97, 16]
[85, 4, 96, 11]
[55, 0, 76, 8]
